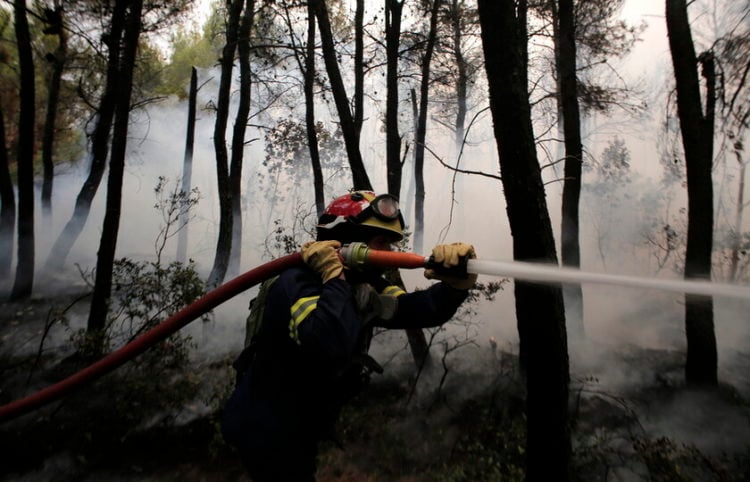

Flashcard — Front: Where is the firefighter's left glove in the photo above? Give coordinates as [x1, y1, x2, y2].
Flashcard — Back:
[424, 242, 478, 290]
[302, 240, 344, 283]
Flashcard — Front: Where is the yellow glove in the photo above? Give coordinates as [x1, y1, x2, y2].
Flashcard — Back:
[424, 242, 478, 290]
[301, 240, 344, 283]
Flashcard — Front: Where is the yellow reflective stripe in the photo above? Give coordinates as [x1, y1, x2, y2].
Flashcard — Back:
[289, 296, 320, 344]
[382, 285, 406, 297]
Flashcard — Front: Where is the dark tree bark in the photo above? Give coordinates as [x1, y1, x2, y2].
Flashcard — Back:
[666, 0, 717, 386]
[41, 3, 67, 220]
[354, 0, 364, 142]
[176, 67, 198, 264]
[450, 0, 468, 152]
[556, 0, 585, 337]
[10, 0, 36, 301]
[478, 0, 571, 479]
[304, 2, 325, 216]
[385, 0, 403, 197]
[0, 106, 14, 279]
[207, 0, 244, 288]
[88, 0, 144, 334]
[311, 0, 372, 190]
[227, 0, 256, 279]
[46, 0, 128, 272]
[413, 0, 440, 255]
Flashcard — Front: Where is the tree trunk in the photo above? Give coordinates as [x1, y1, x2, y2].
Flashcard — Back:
[450, 0, 467, 152]
[730, 148, 746, 281]
[45, 0, 128, 272]
[176, 67, 198, 264]
[556, 0, 585, 338]
[227, 0, 256, 279]
[10, 0, 36, 301]
[666, 0, 717, 386]
[311, 0, 372, 190]
[207, 0, 244, 288]
[88, 0, 144, 335]
[413, 0, 440, 255]
[385, 0, 403, 196]
[305, 2, 325, 216]
[478, 0, 571, 479]
[0, 106, 14, 280]
[41, 4, 67, 220]
[354, 0, 364, 142]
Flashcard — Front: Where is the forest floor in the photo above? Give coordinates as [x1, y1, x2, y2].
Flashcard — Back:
[2, 291, 750, 481]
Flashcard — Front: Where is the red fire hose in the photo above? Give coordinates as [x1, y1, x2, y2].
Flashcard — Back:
[0, 246, 432, 424]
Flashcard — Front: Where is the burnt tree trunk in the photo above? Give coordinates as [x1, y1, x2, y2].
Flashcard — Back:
[666, 0, 717, 386]
[0, 106, 14, 279]
[88, 0, 144, 334]
[413, 0, 440, 255]
[556, 0, 585, 337]
[385, 0, 403, 196]
[354, 0, 364, 142]
[227, 0, 256, 279]
[41, 3, 67, 220]
[207, 0, 244, 288]
[176, 67, 198, 264]
[46, 0, 128, 272]
[450, 0, 468, 152]
[478, 0, 571, 479]
[304, 1, 325, 216]
[10, 0, 36, 301]
[311, 0, 372, 190]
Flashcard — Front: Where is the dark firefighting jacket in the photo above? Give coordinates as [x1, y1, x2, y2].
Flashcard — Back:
[221, 265, 468, 459]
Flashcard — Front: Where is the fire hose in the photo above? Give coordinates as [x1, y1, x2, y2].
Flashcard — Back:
[3, 243, 750, 424]
[0, 244, 431, 424]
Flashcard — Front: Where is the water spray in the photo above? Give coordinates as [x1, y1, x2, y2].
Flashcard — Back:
[341, 243, 750, 300]
[3, 243, 750, 423]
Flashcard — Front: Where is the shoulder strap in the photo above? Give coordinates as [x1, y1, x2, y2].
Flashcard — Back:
[243, 275, 279, 348]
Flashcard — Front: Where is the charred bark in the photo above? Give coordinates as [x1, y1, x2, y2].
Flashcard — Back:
[46, 0, 128, 272]
[354, 0, 364, 142]
[556, 0, 585, 337]
[0, 106, 14, 279]
[385, 0, 403, 197]
[227, 0, 256, 279]
[478, 0, 571, 478]
[176, 67, 198, 264]
[88, 0, 144, 333]
[311, 0, 372, 190]
[413, 0, 440, 256]
[41, 4, 67, 220]
[10, 0, 36, 301]
[207, 0, 244, 288]
[305, 2, 325, 216]
[450, 0, 468, 151]
[666, 0, 717, 386]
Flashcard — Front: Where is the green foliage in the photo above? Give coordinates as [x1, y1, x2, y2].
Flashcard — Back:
[158, 28, 220, 98]
[75, 256, 205, 358]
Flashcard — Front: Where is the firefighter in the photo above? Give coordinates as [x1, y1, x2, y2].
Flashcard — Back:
[222, 191, 477, 481]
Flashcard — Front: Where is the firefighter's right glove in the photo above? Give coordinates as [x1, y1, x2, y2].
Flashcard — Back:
[302, 240, 344, 283]
[424, 242, 477, 290]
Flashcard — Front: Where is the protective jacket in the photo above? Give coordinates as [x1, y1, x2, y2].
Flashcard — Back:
[221, 265, 468, 480]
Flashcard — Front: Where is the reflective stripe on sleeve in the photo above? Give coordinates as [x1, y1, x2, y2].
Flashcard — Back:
[382, 285, 406, 297]
[289, 295, 320, 344]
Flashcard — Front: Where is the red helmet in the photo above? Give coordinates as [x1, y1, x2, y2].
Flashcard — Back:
[317, 191, 404, 242]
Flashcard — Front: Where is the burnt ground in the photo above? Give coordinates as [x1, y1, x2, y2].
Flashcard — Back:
[2, 293, 750, 481]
